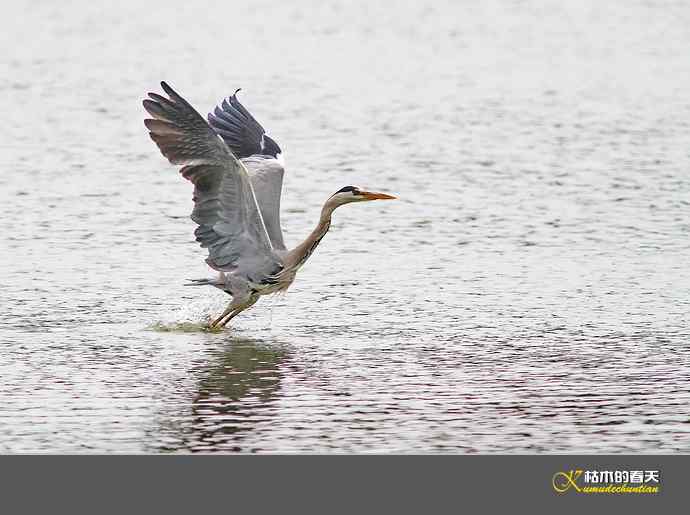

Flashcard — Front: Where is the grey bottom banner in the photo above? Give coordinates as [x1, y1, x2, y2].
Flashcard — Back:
[0, 455, 682, 514]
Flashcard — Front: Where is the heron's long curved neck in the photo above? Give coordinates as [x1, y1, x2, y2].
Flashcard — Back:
[284, 201, 337, 271]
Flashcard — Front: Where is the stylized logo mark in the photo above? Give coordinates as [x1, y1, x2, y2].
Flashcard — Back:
[552, 470, 583, 493]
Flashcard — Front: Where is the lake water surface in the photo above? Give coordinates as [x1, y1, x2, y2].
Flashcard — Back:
[1, 0, 689, 452]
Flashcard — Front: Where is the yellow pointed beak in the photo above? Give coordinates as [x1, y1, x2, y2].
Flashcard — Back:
[360, 191, 397, 200]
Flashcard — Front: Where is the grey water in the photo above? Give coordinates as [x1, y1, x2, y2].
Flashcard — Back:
[1, 0, 689, 453]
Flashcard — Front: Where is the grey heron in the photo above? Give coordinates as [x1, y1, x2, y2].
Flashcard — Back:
[143, 82, 396, 328]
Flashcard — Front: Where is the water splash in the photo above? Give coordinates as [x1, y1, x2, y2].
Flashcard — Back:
[148, 321, 223, 333]
[264, 290, 289, 331]
[147, 295, 228, 333]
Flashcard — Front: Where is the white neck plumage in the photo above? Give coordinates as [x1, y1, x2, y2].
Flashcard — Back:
[284, 197, 342, 271]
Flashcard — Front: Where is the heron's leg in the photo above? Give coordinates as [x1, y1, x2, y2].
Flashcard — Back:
[217, 296, 259, 328]
[210, 304, 236, 328]
[216, 307, 244, 328]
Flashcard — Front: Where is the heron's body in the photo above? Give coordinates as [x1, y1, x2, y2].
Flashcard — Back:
[143, 82, 395, 328]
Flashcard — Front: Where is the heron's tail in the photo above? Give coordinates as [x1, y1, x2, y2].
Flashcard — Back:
[186, 271, 227, 289]
[185, 278, 221, 287]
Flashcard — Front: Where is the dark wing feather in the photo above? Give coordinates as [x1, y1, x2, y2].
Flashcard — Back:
[207, 90, 281, 159]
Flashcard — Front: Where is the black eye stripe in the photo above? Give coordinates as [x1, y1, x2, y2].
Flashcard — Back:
[336, 186, 358, 194]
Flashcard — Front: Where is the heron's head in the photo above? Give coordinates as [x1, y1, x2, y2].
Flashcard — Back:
[329, 186, 397, 206]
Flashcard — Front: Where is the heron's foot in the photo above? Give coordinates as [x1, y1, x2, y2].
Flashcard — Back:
[204, 323, 225, 333]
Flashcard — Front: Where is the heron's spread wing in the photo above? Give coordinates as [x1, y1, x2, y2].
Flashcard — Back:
[242, 156, 286, 251]
[207, 90, 287, 250]
[143, 81, 278, 273]
[207, 91, 281, 159]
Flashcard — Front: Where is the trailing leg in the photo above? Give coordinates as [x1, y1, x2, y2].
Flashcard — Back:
[217, 296, 259, 328]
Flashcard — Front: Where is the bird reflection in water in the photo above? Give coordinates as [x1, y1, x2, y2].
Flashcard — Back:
[161, 337, 289, 453]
